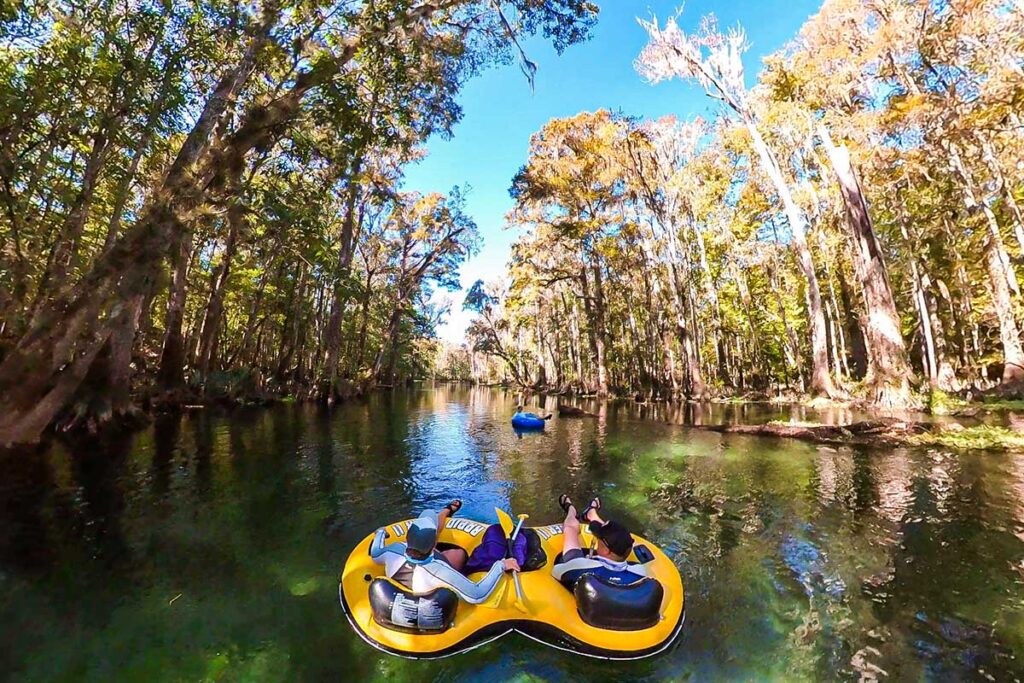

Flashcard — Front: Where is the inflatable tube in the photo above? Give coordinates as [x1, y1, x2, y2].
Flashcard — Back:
[511, 413, 547, 430]
[368, 579, 458, 633]
[339, 517, 684, 660]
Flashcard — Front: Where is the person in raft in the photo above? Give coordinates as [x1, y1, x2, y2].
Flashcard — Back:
[369, 500, 520, 603]
[514, 405, 552, 419]
[551, 495, 647, 588]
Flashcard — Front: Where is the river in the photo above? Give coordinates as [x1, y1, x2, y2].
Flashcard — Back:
[3, 384, 1023, 681]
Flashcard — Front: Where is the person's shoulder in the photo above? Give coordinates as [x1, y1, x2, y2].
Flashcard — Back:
[596, 556, 623, 568]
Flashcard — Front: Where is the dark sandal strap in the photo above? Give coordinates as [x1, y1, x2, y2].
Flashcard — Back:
[558, 494, 573, 514]
[579, 497, 601, 523]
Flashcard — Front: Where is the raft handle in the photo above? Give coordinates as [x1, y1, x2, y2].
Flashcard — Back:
[633, 544, 655, 564]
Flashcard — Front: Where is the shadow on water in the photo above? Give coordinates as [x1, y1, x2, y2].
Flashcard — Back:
[1, 383, 1023, 681]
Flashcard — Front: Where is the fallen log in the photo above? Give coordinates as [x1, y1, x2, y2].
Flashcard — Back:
[694, 418, 929, 446]
[557, 404, 597, 418]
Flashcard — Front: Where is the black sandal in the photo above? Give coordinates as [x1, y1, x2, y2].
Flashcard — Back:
[579, 496, 601, 523]
[444, 499, 462, 515]
[558, 494, 574, 515]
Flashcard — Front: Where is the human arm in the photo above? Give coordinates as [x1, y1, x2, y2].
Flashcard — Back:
[369, 528, 407, 564]
[423, 559, 508, 604]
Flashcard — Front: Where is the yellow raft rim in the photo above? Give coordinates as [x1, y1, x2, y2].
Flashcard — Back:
[339, 517, 685, 660]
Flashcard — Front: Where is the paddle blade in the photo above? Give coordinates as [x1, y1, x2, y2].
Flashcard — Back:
[511, 573, 529, 614]
[482, 575, 508, 609]
[511, 513, 529, 541]
[495, 507, 515, 537]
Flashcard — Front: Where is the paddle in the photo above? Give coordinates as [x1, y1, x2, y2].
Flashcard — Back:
[495, 507, 529, 613]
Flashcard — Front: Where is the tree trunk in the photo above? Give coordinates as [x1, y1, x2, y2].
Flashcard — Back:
[534, 300, 548, 388]
[834, 265, 868, 379]
[355, 271, 375, 369]
[948, 142, 1020, 296]
[103, 60, 177, 252]
[947, 145, 1024, 385]
[731, 259, 764, 383]
[0, 6, 281, 445]
[818, 124, 914, 407]
[663, 227, 707, 398]
[34, 126, 115, 303]
[197, 202, 244, 382]
[688, 217, 727, 384]
[984, 232, 1024, 384]
[898, 202, 958, 392]
[321, 156, 364, 403]
[920, 269, 958, 391]
[745, 119, 835, 397]
[825, 293, 845, 380]
[373, 300, 405, 383]
[590, 259, 610, 397]
[977, 134, 1024, 256]
[769, 223, 804, 392]
[275, 263, 308, 386]
[157, 229, 200, 390]
[579, 266, 599, 393]
[110, 293, 146, 400]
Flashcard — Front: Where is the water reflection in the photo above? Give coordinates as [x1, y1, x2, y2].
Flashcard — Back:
[0, 384, 1022, 681]
[0, 446, 56, 572]
[1014, 455, 1024, 544]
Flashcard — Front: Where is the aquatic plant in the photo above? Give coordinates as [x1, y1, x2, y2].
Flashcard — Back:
[910, 425, 1024, 451]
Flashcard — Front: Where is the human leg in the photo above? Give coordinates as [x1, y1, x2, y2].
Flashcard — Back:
[441, 547, 468, 571]
[559, 494, 583, 555]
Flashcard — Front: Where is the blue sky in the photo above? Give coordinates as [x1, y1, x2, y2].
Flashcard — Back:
[404, 0, 824, 343]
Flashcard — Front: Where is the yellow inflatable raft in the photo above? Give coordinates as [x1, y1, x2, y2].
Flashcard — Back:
[338, 517, 685, 660]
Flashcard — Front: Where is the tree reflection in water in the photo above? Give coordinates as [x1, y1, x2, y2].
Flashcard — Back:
[0, 386, 1022, 681]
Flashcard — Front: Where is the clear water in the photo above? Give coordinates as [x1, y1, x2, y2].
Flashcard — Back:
[2, 384, 1023, 681]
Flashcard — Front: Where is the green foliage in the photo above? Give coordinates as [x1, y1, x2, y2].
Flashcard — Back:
[202, 369, 259, 401]
[464, 0, 1024, 406]
[0, 0, 598, 425]
[978, 400, 1024, 411]
[463, 278, 498, 314]
[910, 426, 1024, 452]
[928, 389, 967, 415]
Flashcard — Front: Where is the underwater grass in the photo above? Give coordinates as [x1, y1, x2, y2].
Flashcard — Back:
[910, 425, 1024, 451]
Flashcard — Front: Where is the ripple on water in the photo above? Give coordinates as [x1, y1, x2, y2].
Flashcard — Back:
[2, 387, 1024, 681]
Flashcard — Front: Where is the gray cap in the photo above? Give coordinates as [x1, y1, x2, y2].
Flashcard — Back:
[406, 509, 439, 555]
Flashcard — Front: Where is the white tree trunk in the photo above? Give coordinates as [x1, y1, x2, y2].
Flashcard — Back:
[745, 119, 835, 397]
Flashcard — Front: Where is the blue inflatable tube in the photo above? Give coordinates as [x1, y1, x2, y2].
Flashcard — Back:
[511, 412, 547, 430]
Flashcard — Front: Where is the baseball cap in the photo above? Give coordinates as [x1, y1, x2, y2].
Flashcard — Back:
[406, 509, 439, 555]
[589, 519, 634, 558]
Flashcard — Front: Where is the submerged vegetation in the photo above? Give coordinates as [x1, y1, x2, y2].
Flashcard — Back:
[6, 388, 1024, 679]
[910, 424, 1024, 451]
[465, 0, 1024, 412]
[697, 418, 1024, 452]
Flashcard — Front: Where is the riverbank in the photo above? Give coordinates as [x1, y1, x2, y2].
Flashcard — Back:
[23, 377, 1024, 453]
[694, 419, 1024, 452]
